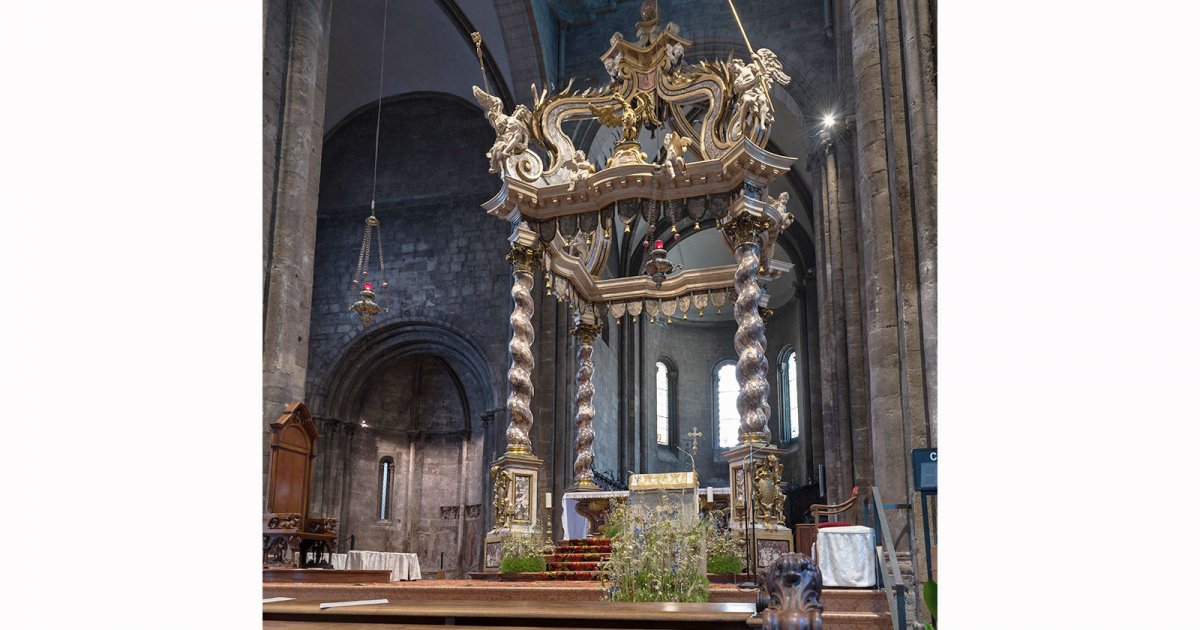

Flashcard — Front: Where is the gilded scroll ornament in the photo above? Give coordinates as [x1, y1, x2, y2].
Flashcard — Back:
[753, 454, 785, 524]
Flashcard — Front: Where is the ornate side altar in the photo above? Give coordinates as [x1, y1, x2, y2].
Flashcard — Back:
[476, 0, 795, 570]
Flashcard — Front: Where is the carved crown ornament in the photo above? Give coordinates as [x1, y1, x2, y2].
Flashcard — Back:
[475, 2, 796, 324]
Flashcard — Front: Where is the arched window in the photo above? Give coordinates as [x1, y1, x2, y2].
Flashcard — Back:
[655, 359, 677, 446]
[714, 361, 739, 448]
[378, 457, 394, 520]
[780, 348, 802, 442]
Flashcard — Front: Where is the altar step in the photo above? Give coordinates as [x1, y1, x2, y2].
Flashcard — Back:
[544, 537, 612, 578]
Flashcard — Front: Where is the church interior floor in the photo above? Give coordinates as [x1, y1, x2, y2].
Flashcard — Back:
[263, 581, 891, 628]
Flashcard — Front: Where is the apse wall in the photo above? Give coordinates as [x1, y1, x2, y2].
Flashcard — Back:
[305, 93, 512, 413]
[304, 93, 507, 574]
[336, 356, 485, 577]
[640, 298, 810, 494]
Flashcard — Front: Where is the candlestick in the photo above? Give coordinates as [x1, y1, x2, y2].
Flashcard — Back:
[546, 491, 552, 508]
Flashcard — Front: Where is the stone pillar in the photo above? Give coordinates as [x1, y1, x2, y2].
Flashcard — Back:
[263, 0, 333, 491]
[484, 235, 545, 572]
[845, 0, 937, 623]
[726, 214, 772, 447]
[720, 205, 792, 570]
[569, 315, 603, 490]
[502, 243, 540, 457]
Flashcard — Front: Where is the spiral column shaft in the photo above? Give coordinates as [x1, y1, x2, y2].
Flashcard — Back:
[733, 235, 772, 445]
[504, 246, 540, 455]
[571, 323, 601, 489]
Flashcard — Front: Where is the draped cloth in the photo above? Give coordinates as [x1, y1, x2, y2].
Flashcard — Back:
[347, 550, 422, 581]
[815, 525, 876, 587]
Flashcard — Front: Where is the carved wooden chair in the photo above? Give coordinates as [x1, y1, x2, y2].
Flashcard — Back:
[809, 486, 859, 530]
[806, 486, 859, 565]
[263, 402, 338, 569]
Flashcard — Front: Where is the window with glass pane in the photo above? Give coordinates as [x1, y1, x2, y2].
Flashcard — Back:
[782, 350, 800, 441]
[379, 457, 393, 520]
[716, 362, 739, 448]
[656, 361, 670, 446]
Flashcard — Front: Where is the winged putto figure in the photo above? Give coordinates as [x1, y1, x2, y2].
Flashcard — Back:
[729, 48, 791, 139]
[661, 131, 692, 179]
[473, 85, 535, 176]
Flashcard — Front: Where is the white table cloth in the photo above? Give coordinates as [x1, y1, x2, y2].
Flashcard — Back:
[815, 525, 876, 587]
[347, 550, 421, 581]
[329, 553, 348, 570]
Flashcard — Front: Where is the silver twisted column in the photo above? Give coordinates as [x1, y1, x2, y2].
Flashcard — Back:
[504, 245, 540, 455]
[728, 216, 772, 446]
[570, 323, 602, 489]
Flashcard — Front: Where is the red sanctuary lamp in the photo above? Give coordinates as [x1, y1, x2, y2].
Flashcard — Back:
[644, 239, 675, 289]
[349, 214, 386, 327]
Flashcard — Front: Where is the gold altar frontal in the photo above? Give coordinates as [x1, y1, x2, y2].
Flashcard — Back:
[628, 471, 698, 490]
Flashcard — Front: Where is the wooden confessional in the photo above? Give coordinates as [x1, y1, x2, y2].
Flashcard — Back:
[262, 402, 338, 569]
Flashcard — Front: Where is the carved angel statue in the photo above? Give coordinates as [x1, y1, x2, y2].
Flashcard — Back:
[661, 131, 692, 179]
[589, 91, 660, 142]
[729, 48, 791, 139]
[562, 149, 595, 191]
[566, 229, 589, 258]
[604, 51, 623, 83]
[768, 191, 793, 228]
[664, 42, 684, 72]
[761, 192, 793, 264]
[473, 85, 534, 175]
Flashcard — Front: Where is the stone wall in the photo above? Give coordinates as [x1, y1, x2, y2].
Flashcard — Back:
[304, 92, 512, 413]
[298, 92, 508, 577]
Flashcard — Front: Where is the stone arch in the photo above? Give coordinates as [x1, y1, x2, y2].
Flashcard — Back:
[310, 318, 498, 428]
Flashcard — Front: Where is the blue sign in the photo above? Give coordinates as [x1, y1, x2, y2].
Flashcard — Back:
[912, 448, 937, 491]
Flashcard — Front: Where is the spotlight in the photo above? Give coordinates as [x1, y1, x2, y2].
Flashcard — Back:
[822, 114, 836, 128]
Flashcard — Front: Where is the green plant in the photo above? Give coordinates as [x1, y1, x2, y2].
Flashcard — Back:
[706, 555, 743, 574]
[498, 532, 546, 573]
[703, 516, 745, 564]
[599, 498, 711, 603]
[500, 555, 547, 573]
[602, 522, 622, 539]
[922, 579, 937, 629]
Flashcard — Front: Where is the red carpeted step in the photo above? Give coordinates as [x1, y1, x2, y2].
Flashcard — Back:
[547, 561, 601, 572]
[496, 570, 601, 581]
[548, 553, 607, 562]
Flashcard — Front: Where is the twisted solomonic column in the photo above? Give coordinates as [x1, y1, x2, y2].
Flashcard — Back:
[570, 322, 602, 489]
[726, 215, 773, 446]
[503, 245, 541, 456]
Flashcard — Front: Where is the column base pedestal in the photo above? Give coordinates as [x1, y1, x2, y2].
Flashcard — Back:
[482, 452, 544, 573]
[723, 443, 794, 570]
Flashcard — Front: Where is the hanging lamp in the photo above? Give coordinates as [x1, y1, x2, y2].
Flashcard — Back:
[349, 0, 391, 327]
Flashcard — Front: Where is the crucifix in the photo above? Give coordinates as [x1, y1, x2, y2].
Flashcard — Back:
[687, 427, 703, 472]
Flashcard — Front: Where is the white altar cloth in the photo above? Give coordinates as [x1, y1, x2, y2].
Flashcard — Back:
[347, 550, 421, 581]
[330, 553, 348, 570]
[815, 525, 876, 587]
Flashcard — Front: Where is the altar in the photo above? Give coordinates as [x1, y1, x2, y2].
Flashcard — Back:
[561, 485, 732, 540]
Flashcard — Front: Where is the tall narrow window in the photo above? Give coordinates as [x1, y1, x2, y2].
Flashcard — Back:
[656, 360, 672, 446]
[715, 362, 739, 448]
[378, 457, 394, 520]
[781, 349, 801, 441]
